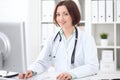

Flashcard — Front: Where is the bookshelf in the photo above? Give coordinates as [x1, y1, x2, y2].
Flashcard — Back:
[91, 0, 120, 73]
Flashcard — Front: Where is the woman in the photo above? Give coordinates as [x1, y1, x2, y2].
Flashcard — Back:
[18, 0, 99, 80]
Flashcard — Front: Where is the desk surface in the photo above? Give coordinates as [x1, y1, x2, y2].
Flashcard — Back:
[24, 72, 120, 80]
[1, 72, 120, 80]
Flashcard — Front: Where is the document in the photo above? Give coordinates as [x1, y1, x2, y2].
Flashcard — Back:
[42, 24, 55, 44]
[91, 0, 98, 22]
[100, 50, 115, 72]
[116, 0, 120, 21]
[28, 72, 56, 80]
[106, 0, 113, 22]
[42, 1, 55, 22]
[98, 0, 105, 22]
[101, 50, 113, 62]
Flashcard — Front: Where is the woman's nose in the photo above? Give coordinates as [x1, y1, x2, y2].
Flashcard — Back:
[59, 15, 64, 20]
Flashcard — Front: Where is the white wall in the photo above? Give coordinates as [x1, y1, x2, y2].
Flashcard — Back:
[0, 0, 41, 67]
[26, 0, 41, 66]
[0, 0, 27, 22]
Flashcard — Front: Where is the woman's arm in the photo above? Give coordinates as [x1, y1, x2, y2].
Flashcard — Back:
[67, 34, 99, 79]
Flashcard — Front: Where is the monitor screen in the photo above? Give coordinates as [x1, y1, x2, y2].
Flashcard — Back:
[0, 22, 27, 73]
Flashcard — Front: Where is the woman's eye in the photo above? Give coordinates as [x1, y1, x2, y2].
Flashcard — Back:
[64, 13, 68, 15]
[56, 13, 60, 16]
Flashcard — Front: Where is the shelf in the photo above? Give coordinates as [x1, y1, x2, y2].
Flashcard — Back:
[97, 46, 115, 49]
[91, 0, 120, 73]
[115, 22, 120, 24]
[92, 22, 120, 24]
[92, 24, 114, 46]
[92, 22, 115, 24]
[116, 46, 120, 49]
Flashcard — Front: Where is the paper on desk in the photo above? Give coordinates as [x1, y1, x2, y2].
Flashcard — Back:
[28, 72, 57, 80]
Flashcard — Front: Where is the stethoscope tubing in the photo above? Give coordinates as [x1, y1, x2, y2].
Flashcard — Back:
[49, 27, 78, 65]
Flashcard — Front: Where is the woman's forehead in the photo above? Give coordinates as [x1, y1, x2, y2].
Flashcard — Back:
[56, 5, 68, 13]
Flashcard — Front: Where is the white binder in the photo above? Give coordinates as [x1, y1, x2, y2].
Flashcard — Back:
[42, 1, 55, 22]
[106, 0, 113, 22]
[91, 0, 98, 22]
[116, 0, 120, 22]
[42, 24, 55, 44]
[98, 0, 105, 22]
[100, 61, 115, 72]
[100, 50, 115, 72]
[101, 50, 114, 62]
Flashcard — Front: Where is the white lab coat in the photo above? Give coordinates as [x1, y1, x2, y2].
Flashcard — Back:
[29, 28, 99, 79]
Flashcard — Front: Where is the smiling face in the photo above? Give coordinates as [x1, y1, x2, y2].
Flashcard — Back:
[53, 0, 80, 27]
[56, 5, 73, 28]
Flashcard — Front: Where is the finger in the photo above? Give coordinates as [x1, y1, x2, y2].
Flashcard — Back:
[18, 73, 25, 79]
[56, 74, 61, 79]
[61, 74, 68, 80]
[61, 73, 72, 80]
[24, 71, 32, 79]
[59, 74, 67, 80]
[27, 72, 32, 78]
[65, 76, 71, 80]
[56, 73, 64, 79]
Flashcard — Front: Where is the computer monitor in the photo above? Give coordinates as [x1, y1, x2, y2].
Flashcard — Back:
[0, 22, 27, 74]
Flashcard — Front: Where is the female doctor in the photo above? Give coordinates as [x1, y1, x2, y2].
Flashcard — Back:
[18, 0, 99, 80]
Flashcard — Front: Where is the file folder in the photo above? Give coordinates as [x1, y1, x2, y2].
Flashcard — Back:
[91, 0, 99, 22]
[98, 0, 105, 22]
[42, 24, 55, 44]
[116, 0, 120, 22]
[106, 0, 113, 22]
[42, 1, 55, 22]
[101, 50, 113, 62]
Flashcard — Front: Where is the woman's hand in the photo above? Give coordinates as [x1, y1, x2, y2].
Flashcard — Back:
[18, 70, 33, 79]
[56, 72, 72, 80]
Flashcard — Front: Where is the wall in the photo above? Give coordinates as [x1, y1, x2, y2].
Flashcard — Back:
[0, 0, 27, 22]
[26, 0, 41, 66]
[0, 0, 41, 67]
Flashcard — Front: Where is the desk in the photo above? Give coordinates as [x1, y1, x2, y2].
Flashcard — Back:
[27, 72, 93, 80]
[25, 72, 120, 80]
[1, 72, 120, 80]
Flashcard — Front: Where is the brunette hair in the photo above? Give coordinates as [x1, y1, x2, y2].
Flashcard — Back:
[53, 0, 81, 26]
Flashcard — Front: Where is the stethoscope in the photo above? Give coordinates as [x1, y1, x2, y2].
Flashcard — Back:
[49, 27, 78, 65]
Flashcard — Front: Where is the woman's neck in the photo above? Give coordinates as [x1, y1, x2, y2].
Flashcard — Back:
[62, 26, 75, 39]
